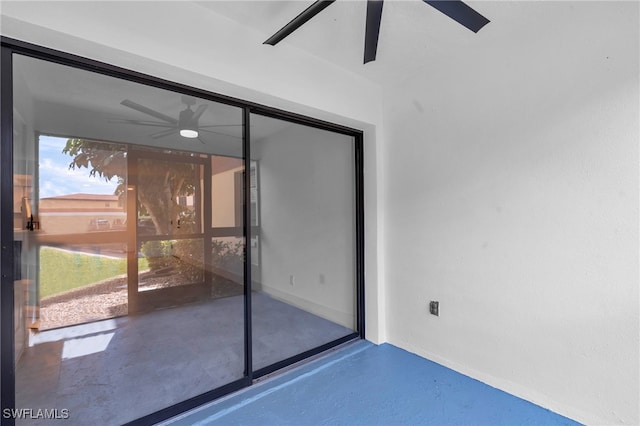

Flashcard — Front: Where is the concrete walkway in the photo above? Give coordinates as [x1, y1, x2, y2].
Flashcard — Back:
[166, 341, 581, 426]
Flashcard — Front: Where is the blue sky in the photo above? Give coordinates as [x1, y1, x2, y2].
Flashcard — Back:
[38, 135, 119, 199]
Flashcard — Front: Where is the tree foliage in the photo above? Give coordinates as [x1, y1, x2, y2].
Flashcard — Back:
[63, 138, 128, 196]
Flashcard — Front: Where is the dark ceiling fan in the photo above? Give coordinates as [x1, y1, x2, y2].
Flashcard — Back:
[114, 95, 241, 143]
[264, 0, 490, 64]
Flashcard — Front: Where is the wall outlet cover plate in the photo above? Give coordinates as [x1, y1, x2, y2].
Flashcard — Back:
[429, 301, 439, 316]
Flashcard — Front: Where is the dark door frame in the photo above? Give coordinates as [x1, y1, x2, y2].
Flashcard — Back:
[0, 36, 365, 426]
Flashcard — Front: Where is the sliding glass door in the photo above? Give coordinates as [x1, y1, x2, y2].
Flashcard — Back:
[1, 39, 363, 425]
[10, 54, 247, 424]
[249, 113, 358, 372]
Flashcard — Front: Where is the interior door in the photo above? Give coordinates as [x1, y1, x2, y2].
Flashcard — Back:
[127, 149, 211, 313]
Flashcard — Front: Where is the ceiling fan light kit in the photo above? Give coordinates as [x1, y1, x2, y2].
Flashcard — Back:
[116, 95, 243, 143]
[178, 98, 201, 138]
[264, 0, 490, 64]
[179, 129, 199, 139]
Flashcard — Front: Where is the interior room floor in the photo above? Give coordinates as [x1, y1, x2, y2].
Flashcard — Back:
[15, 292, 353, 425]
[165, 341, 582, 426]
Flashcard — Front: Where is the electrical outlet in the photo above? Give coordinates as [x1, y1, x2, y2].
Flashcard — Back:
[289, 275, 295, 286]
[429, 301, 439, 316]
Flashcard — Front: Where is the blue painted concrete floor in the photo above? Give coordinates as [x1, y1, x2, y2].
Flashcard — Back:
[166, 341, 582, 426]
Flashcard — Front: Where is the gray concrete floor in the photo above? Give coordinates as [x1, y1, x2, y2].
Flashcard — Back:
[16, 292, 353, 425]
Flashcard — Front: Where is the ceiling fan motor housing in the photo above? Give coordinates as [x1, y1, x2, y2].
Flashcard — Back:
[179, 107, 196, 129]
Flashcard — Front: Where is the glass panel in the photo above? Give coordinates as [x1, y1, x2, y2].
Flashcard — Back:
[38, 244, 133, 330]
[211, 155, 243, 228]
[35, 136, 128, 330]
[134, 155, 206, 303]
[211, 237, 245, 297]
[138, 238, 204, 291]
[250, 114, 357, 371]
[136, 157, 203, 236]
[12, 53, 245, 424]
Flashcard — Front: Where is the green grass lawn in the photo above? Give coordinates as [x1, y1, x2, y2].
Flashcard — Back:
[39, 247, 148, 298]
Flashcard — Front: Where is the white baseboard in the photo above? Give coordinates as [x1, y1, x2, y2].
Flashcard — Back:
[253, 282, 354, 329]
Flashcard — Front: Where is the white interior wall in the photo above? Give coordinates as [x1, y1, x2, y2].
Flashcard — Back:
[381, 2, 639, 425]
[253, 123, 356, 328]
[0, 1, 385, 342]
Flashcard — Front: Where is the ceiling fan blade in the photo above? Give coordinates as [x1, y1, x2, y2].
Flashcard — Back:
[121, 99, 178, 125]
[191, 104, 208, 122]
[199, 124, 244, 128]
[364, 0, 384, 64]
[264, 0, 336, 45]
[423, 0, 490, 33]
[199, 129, 243, 139]
[109, 118, 173, 128]
[150, 128, 179, 139]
